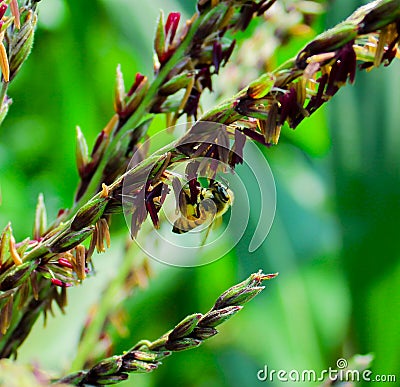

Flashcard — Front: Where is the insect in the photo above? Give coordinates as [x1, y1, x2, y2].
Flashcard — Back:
[172, 180, 234, 238]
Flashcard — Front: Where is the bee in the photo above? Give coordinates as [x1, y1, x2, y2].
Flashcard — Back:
[172, 180, 234, 237]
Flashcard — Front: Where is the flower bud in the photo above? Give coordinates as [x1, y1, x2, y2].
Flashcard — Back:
[296, 21, 358, 69]
[124, 75, 148, 117]
[121, 359, 159, 373]
[55, 371, 88, 385]
[75, 126, 90, 179]
[114, 64, 126, 115]
[8, 9, 37, 82]
[358, 0, 400, 34]
[89, 356, 123, 377]
[93, 373, 129, 384]
[33, 193, 47, 240]
[159, 72, 193, 96]
[0, 259, 39, 291]
[50, 226, 94, 253]
[165, 337, 202, 351]
[71, 197, 109, 231]
[168, 313, 202, 341]
[191, 326, 218, 340]
[194, 2, 230, 42]
[154, 11, 166, 64]
[199, 305, 242, 328]
[126, 350, 158, 362]
[247, 73, 276, 99]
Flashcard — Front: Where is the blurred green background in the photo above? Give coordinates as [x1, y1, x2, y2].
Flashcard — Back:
[0, 0, 399, 386]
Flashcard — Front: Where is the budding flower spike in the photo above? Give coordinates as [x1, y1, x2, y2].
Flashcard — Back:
[55, 271, 277, 385]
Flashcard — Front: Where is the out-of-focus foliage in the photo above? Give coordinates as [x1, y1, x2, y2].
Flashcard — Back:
[1, 0, 398, 386]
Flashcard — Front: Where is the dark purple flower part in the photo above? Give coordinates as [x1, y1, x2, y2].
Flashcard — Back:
[212, 41, 223, 74]
[216, 129, 230, 164]
[239, 127, 272, 148]
[129, 187, 148, 238]
[229, 129, 246, 167]
[196, 0, 209, 13]
[359, 61, 374, 70]
[306, 73, 328, 115]
[145, 182, 167, 229]
[278, 87, 298, 127]
[145, 198, 158, 229]
[172, 177, 183, 213]
[198, 67, 213, 91]
[381, 37, 399, 66]
[91, 130, 106, 157]
[186, 161, 201, 204]
[326, 41, 356, 96]
[209, 157, 220, 179]
[159, 183, 169, 206]
[192, 141, 213, 158]
[234, 97, 268, 119]
[221, 39, 236, 67]
[236, 2, 256, 31]
[183, 88, 201, 119]
[358, 2, 400, 34]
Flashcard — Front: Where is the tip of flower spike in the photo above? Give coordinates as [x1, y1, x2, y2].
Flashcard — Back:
[252, 270, 279, 282]
[250, 269, 279, 286]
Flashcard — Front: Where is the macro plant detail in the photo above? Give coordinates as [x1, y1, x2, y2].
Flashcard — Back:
[55, 271, 277, 386]
[0, 0, 38, 124]
[0, 0, 399, 386]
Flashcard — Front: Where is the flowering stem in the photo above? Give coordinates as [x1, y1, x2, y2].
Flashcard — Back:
[55, 271, 277, 386]
[70, 14, 204, 217]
